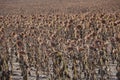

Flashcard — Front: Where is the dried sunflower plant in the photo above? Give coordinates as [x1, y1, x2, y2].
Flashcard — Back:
[0, 13, 120, 80]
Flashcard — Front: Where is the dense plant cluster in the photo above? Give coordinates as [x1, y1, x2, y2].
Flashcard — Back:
[0, 13, 120, 80]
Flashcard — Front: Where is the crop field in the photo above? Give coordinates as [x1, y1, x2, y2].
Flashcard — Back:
[0, 0, 120, 80]
[0, 0, 120, 15]
[0, 13, 120, 80]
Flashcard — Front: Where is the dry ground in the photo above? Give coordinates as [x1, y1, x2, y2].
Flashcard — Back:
[0, 0, 120, 15]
